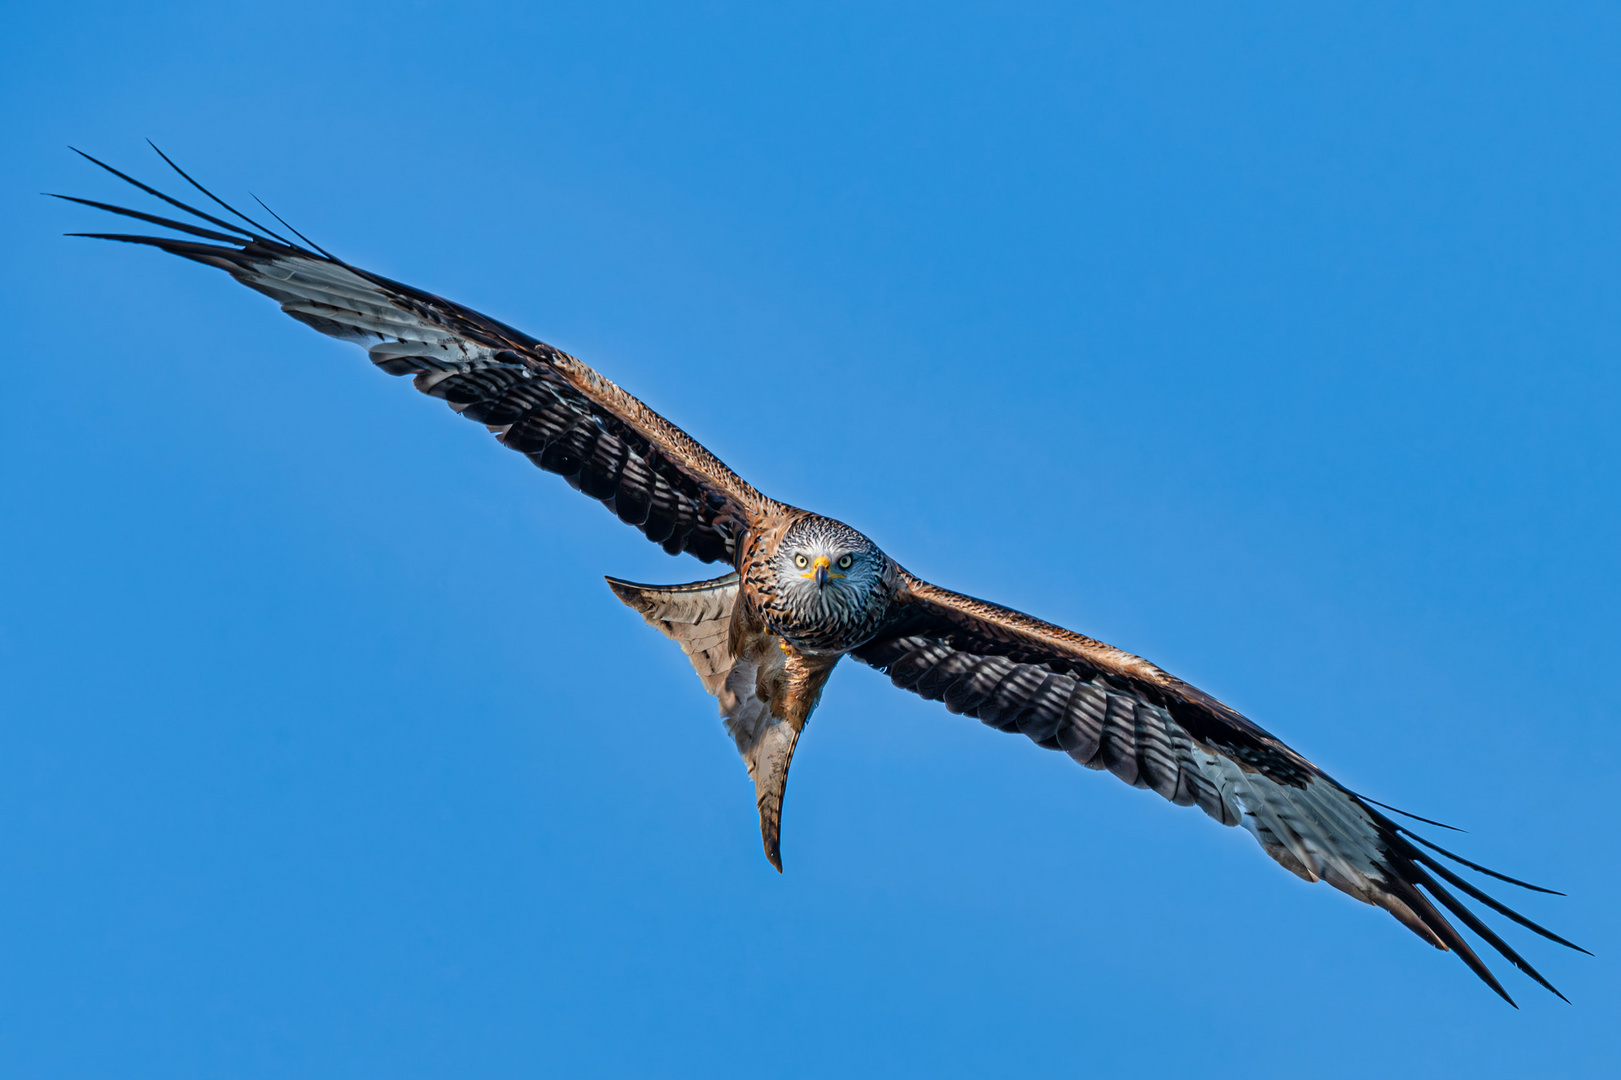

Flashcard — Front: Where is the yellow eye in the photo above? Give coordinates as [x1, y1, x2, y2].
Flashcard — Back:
[794, 554, 809, 569]
[837, 554, 853, 570]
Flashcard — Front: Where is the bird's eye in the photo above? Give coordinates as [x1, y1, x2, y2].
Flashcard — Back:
[837, 554, 853, 570]
[794, 554, 809, 569]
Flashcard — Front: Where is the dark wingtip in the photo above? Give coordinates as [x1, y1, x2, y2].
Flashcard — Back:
[141, 141, 294, 245]
[1404, 842, 1590, 957]
[1402, 830, 1567, 896]
[1412, 864, 1570, 1003]
[63, 232, 162, 241]
[1356, 793, 1466, 832]
[250, 191, 338, 261]
[67, 145, 262, 242]
[50, 193, 252, 244]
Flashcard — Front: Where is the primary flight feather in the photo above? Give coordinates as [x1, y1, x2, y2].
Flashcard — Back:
[58, 147, 1585, 1006]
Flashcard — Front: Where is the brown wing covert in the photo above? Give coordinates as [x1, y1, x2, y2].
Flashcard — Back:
[58, 150, 761, 565]
[853, 574, 1587, 1006]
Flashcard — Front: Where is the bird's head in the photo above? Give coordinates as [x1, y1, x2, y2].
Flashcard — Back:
[774, 516, 891, 624]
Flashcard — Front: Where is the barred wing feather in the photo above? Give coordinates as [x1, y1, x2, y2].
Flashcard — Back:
[853, 573, 1587, 1006]
[58, 151, 766, 565]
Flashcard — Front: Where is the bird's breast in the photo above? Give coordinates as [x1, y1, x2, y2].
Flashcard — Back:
[741, 558, 893, 657]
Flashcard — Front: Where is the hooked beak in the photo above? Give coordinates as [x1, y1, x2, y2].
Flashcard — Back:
[800, 554, 846, 588]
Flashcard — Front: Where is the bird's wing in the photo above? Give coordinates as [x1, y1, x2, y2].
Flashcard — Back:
[852, 571, 1585, 1005]
[57, 150, 767, 564]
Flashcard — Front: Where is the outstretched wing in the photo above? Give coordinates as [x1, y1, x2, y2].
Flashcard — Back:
[57, 149, 768, 564]
[853, 571, 1585, 1005]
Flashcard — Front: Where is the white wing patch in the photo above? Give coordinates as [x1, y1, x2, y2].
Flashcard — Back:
[238, 256, 465, 346]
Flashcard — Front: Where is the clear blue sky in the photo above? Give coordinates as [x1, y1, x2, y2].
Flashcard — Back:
[3, 3, 1617, 1076]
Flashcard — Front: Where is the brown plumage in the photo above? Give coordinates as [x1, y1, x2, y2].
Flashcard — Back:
[58, 148, 1586, 1005]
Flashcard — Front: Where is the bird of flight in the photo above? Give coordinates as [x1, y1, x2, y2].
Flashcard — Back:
[58, 147, 1585, 1006]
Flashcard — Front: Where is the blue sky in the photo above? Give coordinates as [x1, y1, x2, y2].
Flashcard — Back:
[3, 2, 1618, 1076]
